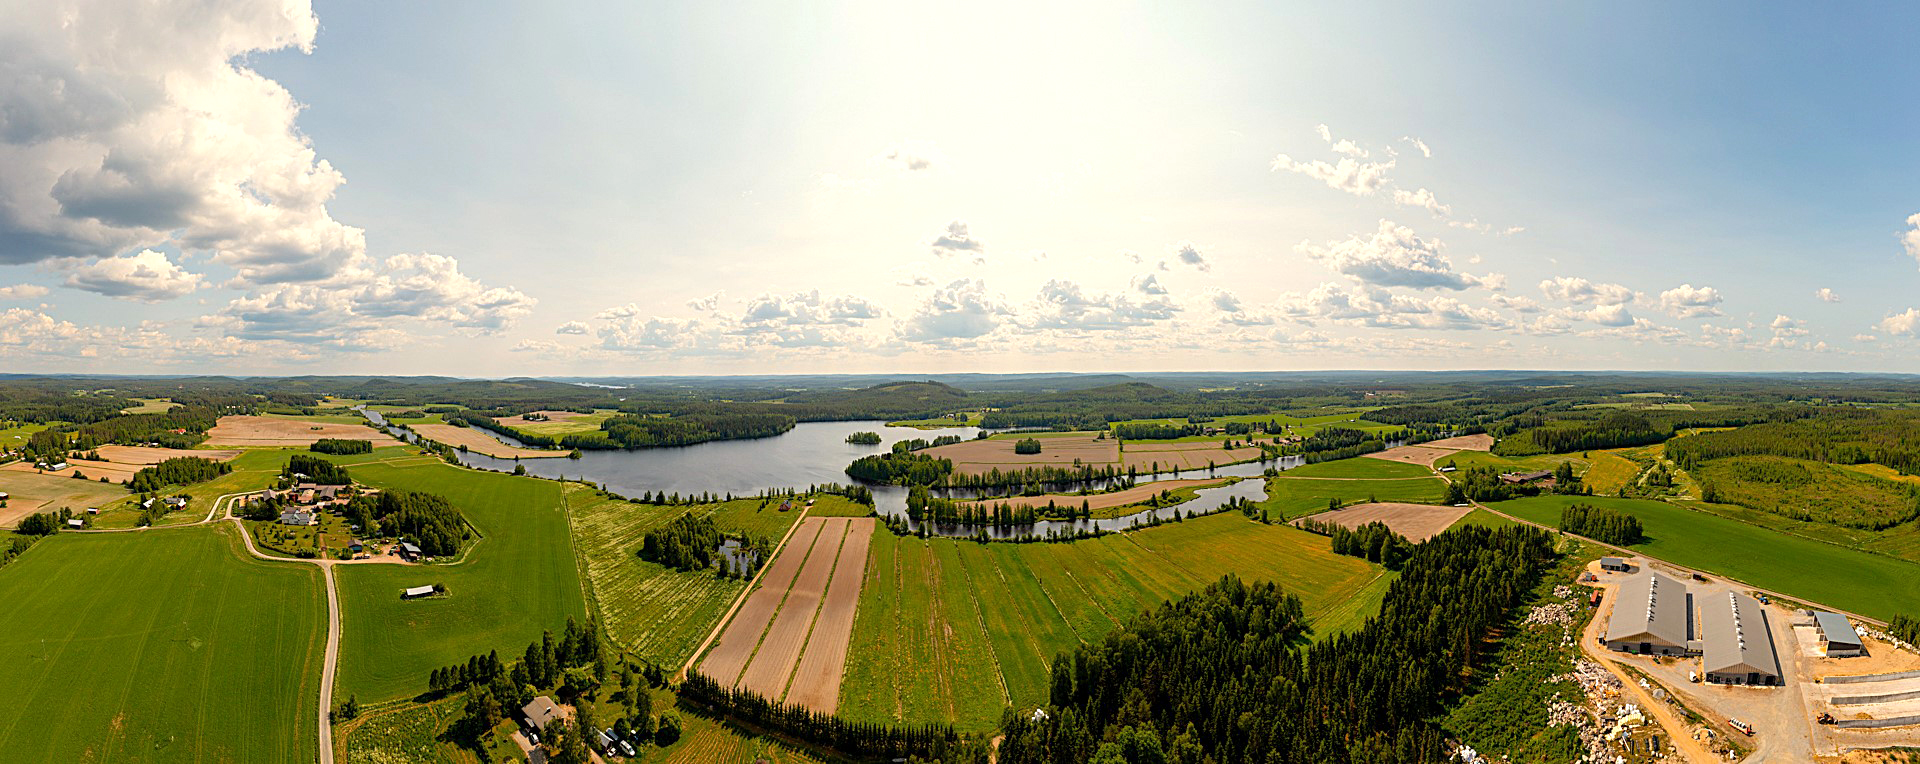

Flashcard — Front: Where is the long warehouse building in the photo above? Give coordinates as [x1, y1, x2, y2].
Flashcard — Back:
[1702, 591, 1783, 686]
[1603, 571, 1694, 656]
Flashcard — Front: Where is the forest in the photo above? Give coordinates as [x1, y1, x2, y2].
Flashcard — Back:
[127, 456, 232, 493]
[1297, 518, 1415, 569]
[997, 524, 1557, 764]
[310, 438, 373, 455]
[355, 489, 471, 556]
[283, 454, 351, 485]
[637, 512, 766, 577]
[1666, 408, 1920, 475]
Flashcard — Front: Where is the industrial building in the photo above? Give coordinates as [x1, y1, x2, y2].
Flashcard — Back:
[1814, 611, 1866, 657]
[1603, 571, 1694, 655]
[1702, 591, 1783, 686]
[1600, 557, 1632, 572]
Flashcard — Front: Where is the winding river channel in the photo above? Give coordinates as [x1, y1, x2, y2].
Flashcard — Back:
[361, 411, 1305, 539]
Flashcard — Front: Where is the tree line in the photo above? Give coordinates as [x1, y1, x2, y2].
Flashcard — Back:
[998, 524, 1558, 764]
[359, 489, 471, 556]
[128, 456, 231, 493]
[1558, 503, 1644, 545]
[1296, 518, 1414, 569]
[283, 454, 351, 485]
[680, 670, 976, 760]
[310, 438, 373, 455]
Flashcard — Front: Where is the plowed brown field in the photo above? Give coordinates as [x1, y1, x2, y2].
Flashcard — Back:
[783, 518, 875, 712]
[736, 518, 849, 697]
[1299, 502, 1470, 541]
[922, 433, 1119, 476]
[206, 416, 400, 448]
[698, 518, 828, 684]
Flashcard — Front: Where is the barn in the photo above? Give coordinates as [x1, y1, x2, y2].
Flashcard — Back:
[1814, 611, 1866, 657]
[1603, 571, 1694, 656]
[1702, 591, 1783, 686]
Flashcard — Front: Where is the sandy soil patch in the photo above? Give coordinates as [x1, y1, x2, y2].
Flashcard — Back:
[1810, 633, 1920, 681]
[1363, 445, 1460, 468]
[1121, 445, 1263, 471]
[924, 433, 1120, 476]
[784, 518, 875, 713]
[699, 519, 829, 684]
[737, 517, 850, 697]
[407, 424, 568, 459]
[93, 445, 243, 464]
[56, 459, 141, 483]
[960, 478, 1229, 511]
[206, 416, 400, 448]
[1420, 433, 1495, 451]
[1299, 502, 1470, 541]
[0, 466, 129, 526]
[494, 410, 590, 427]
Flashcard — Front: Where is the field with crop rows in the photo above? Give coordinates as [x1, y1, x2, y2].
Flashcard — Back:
[0, 523, 324, 762]
[838, 512, 1380, 731]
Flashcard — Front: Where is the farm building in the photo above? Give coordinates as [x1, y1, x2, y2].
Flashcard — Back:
[1814, 611, 1866, 657]
[397, 541, 423, 561]
[1702, 591, 1783, 686]
[1603, 571, 1694, 656]
[1600, 557, 1632, 572]
[1499, 470, 1552, 484]
[278, 509, 319, 526]
[520, 696, 566, 731]
[401, 585, 436, 599]
[0, 491, 9, 501]
[66, 518, 83, 528]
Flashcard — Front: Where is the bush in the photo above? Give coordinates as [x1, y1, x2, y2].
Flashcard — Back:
[1013, 438, 1042, 455]
[845, 431, 882, 445]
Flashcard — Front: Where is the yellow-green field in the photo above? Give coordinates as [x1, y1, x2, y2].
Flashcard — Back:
[839, 513, 1382, 731]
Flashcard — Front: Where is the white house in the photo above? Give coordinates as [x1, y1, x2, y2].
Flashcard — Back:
[278, 509, 319, 526]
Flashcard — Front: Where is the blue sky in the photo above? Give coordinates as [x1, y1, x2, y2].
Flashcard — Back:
[2, 0, 1919, 375]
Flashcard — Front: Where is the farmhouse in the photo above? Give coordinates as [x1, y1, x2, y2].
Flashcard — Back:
[401, 585, 436, 599]
[278, 509, 319, 526]
[1603, 571, 1694, 656]
[520, 696, 567, 731]
[1814, 611, 1866, 657]
[1702, 591, 1783, 686]
[1600, 557, 1632, 572]
[1499, 470, 1552, 485]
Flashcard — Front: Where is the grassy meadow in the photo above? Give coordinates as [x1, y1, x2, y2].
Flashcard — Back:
[1491, 495, 1920, 620]
[1693, 454, 1920, 528]
[838, 513, 1381, 731]
[1257, 474, 1450, 519]
[333, 461, 588, 704]
[1282, 457, 1437, 479]
[0, 523, 324, 762]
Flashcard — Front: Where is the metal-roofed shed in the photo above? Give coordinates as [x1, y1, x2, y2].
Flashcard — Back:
[1815, 611, 1866, 657]
[1703, 591, 1783, 686]
[1603, 571, 1693, 656]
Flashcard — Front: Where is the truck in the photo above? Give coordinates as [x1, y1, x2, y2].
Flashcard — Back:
[1728, 719, 1755, 736]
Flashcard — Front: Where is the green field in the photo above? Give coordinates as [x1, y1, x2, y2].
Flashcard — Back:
[0, 523, 324, 762]
[333, 461, 588, 703]
[1437, 450, 1588, 474]
[1282, 457, 1436, 479]
[0, 421, 51, 449]
[884, 413, 982, 429]
[121, 398, 179, 414]
[507, 411, 613, 437]
[1694, 455, 1920, 528]
[1257, 474, 1450, 519]
[567, 488, 808, 669]
[1491, 495, 1920, 620]
[838, 513, 1382, 731]
[1450, 507, 1518, 531]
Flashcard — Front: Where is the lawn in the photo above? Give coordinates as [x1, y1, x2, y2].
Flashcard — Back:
[838, 513, 1381, 731]
[1257, 474, 1450, 519]
[566, 487, 807, 669]
[0, 421, 51, 449]
[0, 523, 325, 762]
[246, 513, 355, 557]
[333, 461, 588, 704]
[1490, 495, 1920, 621]
[1282, 457, 1436, 479]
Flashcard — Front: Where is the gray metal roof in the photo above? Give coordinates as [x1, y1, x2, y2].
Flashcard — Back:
[1604, 571, 1691, 647]
[1814, 611, 1862, 647]
[1703, 591, 1781, 678]
[1600, 556, 1626, 565]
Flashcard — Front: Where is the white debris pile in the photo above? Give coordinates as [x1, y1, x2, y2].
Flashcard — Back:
[1551, 659, 1622, 697]
[1552, 584, 1573, 600]
[1546, 695, 1585, 727]
[1524, 600, 1577, 628]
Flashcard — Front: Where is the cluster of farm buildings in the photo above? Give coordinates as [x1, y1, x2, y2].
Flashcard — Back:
[236, 482, 426, 562]
[1600, 559, 1864, 686]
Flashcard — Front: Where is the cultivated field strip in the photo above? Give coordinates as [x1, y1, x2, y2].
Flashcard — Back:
[698, 517, 829, 685]
[837, 513, 1381, 732]
[736, 517, 850, 696]
[784, 517, 877, 712]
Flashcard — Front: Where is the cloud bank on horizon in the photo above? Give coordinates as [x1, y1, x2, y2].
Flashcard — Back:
[2, 0, 1919, 374]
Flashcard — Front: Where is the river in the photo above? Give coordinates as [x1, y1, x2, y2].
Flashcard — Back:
[360, 411, 1298, 539]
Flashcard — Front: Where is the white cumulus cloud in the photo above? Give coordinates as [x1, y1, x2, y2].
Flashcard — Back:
[61, 249, 202, 301]
[1298, 221, 1496, 291]
[1539, 276, 1636, 305]
[1815, 287, 1840, 303]
[1657, 283, 1724, 318]
[0, 283, 51, 300]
